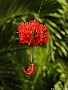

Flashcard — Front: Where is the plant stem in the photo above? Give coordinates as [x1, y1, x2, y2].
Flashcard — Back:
[30, 47, 33, 63]
[38, 0, 43, 16]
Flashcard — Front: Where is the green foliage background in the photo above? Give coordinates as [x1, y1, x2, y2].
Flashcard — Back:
[0, 0, 68, 90]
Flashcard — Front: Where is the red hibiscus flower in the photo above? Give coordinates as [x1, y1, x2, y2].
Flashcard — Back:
[17, 19, 49, 46]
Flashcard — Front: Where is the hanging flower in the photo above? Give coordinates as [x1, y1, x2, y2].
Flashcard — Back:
[21, 63, 37, 76]
[17, 19, 49, 46]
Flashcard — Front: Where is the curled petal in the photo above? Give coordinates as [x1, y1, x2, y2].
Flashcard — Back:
[21, 63, 37, 76]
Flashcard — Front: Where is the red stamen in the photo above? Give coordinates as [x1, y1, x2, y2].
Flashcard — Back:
[21, 63, 37, 76]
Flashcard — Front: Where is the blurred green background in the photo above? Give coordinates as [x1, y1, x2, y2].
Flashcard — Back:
[0, 0, 68, 90]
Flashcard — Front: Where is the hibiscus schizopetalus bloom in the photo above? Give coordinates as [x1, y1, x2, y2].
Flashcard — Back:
[17, 19, 49, 46]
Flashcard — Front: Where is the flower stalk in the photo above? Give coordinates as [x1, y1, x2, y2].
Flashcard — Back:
[30, 47, 33, 63]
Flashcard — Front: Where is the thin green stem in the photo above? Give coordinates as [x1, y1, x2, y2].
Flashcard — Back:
[38, 0, 43, 17]
[30, 47, 33, 63]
